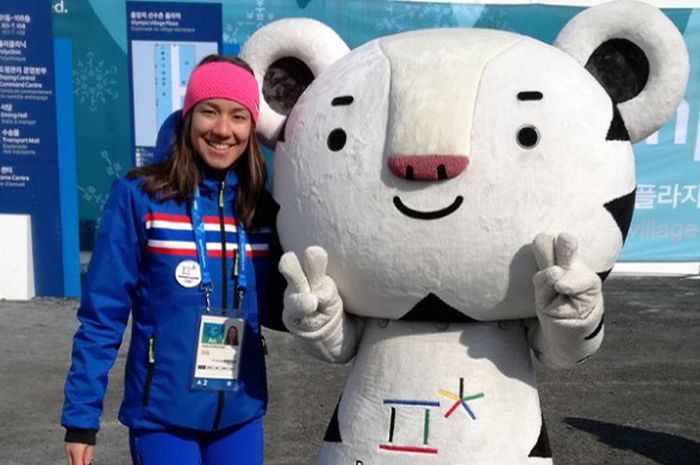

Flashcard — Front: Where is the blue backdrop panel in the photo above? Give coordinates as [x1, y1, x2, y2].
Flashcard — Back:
[618, 8, 700, 262]
[0, 0, 78, 296]
[54, 37, 80, 297]
[56, 1, 699, 264]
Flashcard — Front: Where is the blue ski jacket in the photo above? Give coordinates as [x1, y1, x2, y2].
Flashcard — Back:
[61, 167, 286, 443]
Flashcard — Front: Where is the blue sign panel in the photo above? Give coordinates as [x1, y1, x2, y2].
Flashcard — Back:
[619, 8, 700, 262]
[0, 0, 79, 296]
[127, 1, 222, 166]
[55, 0, 700, 263]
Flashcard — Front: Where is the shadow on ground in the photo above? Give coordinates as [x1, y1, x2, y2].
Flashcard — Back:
[566, 417, 700, 465]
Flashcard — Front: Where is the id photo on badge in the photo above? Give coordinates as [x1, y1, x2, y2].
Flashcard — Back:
[224, 322, 240, 347]
[192, 315, 245, 391]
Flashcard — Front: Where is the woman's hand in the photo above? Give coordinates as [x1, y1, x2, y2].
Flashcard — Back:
[65, 443, 94, 465]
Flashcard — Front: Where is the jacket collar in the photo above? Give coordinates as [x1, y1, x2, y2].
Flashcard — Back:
[198, 163, 239, 195]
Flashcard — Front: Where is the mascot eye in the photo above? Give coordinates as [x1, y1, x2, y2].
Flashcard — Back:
[516, 125, 540, 149]
[327, 128, 347, 151]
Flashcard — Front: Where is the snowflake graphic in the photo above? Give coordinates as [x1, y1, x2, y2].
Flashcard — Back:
[101, 149, 123, 177]
[78, 184, 106, 208]
[375, 3, 456, 33]
[225, 0, 276, 43]
[223, 23, 241, 44]
[73, 52, 119, 112]
[78, 150, 123, 214]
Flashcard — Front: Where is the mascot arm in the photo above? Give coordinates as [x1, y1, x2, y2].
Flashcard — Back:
[278, 246, 363, 364]
[526, 233, 605, 369]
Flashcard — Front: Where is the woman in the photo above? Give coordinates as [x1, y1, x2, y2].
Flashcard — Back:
[62, 55, 286, 465]
[226, 325, 240, 346]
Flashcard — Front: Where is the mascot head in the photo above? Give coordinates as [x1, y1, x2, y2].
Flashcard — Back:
[241, 0, 688, 321]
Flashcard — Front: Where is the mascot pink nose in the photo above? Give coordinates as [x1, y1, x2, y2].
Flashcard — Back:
[388, 155, 469, 181]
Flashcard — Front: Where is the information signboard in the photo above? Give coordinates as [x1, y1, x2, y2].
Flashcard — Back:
[0, 0, 78, 296]
[127, 1, 222, 166]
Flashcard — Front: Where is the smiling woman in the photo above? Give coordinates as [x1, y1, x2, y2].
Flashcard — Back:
[61, 54, 287, 465]
[127, 56, 266, 228]
[190, 99, 253, 170]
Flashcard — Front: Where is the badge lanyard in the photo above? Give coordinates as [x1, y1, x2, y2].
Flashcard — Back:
[191, 186, 247, 312]
[190, 186, 248, 391]
[191, 187, 214, 309]
[232, 217, 247, 311]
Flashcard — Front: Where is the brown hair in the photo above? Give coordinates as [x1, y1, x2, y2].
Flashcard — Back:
[128, 55, 267, 231]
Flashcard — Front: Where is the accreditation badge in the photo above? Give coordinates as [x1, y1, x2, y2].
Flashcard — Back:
[191, 311, 246, 391]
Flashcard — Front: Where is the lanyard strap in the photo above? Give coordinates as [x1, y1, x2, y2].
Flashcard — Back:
[192, 186, 247, 311]
[192, 187, 213, 309]
[233, 219, 247, 310]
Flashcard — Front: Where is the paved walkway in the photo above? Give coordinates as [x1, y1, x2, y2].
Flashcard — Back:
[0, 276, 698, 465]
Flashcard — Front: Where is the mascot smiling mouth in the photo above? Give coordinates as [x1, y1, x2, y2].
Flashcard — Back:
[393, 195, 464, 220]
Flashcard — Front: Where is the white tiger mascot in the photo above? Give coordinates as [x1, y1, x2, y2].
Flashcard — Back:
[241, 1, 688, 464]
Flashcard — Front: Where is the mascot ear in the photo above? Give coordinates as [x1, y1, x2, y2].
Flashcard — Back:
[554, 0, 688, 143]
[240, 19, 350, 148]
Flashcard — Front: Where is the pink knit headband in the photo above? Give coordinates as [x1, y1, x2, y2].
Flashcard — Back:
[182, 61, 260, 125]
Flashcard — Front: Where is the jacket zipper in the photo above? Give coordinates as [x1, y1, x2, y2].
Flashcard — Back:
[143, 334, 155, 405]
[212, 179, 227, 431]
[218, 179, 228, 311]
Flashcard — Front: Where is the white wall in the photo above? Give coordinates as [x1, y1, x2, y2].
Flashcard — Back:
[0, 214, 35, 300]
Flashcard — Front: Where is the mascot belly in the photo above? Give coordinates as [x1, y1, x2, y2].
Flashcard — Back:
[320, 320, 549, 464]
[240, 1, 688, 463]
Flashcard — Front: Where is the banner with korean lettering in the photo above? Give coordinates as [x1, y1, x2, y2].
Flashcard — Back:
[56, 0, 698, 263]
[126, 1, 221, 167]
[617, 9, 700, 262]
[1, 0, 79, 296]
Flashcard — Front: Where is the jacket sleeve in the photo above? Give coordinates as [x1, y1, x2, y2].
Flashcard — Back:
[259, 230, 288, 332]
[257, 193, 288, 332]
[61, 177, 144, 437]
